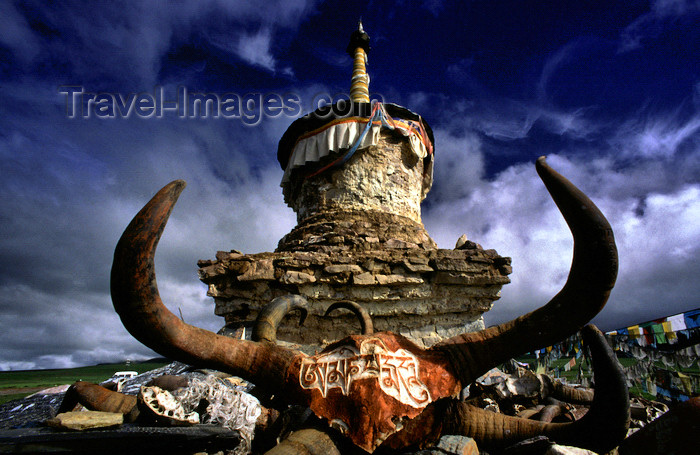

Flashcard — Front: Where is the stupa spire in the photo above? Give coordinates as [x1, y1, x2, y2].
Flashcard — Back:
[346, 20, 371, 103]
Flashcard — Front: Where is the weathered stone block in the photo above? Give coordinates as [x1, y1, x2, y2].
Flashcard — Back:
[433, 257, 483, 273]
[385, 238, 419, 249]
[304, 235, 324, 245]
[434, 272, 477, 285]
[324, 264, 363, 274]
[215, 250, 243, 261]
[197, 258, 214, 267]
[282, 271, 316, 284]
[327, 235, 345, 244]
[353, 272, 377, 285]
[406, 254, 430, 264]
[362, 258, 390, 273]
[237, 259, 275, 281]
[197, 263, 228, 280]
[403, 261, 434, 273]
[375, 274, 424, 285]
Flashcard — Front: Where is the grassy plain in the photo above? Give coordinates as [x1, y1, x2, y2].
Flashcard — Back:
[0, 361, 169, 405]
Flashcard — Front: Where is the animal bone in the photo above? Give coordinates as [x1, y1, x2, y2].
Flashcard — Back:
[323, 300, 374, 336]
[110, 157, 629, 453]
[58, 381, 139, 422]
[138, 385, 199, 426]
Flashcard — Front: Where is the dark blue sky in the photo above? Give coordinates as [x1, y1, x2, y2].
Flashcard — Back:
[1, 0, 699, 369]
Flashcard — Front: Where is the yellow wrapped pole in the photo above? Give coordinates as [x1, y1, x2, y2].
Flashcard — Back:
[346, 21, 371, 103]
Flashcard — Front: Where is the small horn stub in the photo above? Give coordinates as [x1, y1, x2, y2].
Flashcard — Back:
[324, 300, 374, 335]
[253, 295, 309, 343]
[444, 325, 629, 454]
[58, 381, 138, 421]
[542, 375, 594, 404]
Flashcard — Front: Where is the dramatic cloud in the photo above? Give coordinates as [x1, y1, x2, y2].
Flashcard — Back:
[1, 1, 698, 370]
[424, 100, 700, 332]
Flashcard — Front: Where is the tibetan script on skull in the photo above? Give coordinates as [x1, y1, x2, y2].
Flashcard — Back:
[300, 338, 431, 409]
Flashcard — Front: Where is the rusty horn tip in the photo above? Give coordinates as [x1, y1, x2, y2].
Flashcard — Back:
[111, 180, 187, 349]
[324, 300, 374, 335]
[252, 295, 309, 344]
[434, 158, 618, 385]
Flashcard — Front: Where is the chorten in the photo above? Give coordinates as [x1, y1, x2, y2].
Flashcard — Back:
[198, 23, 511, 347]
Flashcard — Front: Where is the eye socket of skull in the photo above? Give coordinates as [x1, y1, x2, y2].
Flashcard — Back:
[138, 386, 199, 426]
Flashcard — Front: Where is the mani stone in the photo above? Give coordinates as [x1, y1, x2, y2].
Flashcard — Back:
[199, 104, 511, 349]
[46, 411, 124, 431]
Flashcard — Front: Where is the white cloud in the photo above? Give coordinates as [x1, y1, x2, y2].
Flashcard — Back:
[537, 42, 576, 104]
[467, 101, 595, 141]
[425, 157, 572, 322]
[424, 149, 700, 332]
[412, 51, 700, 332]
[617, 114, 700, 159]
[652, 0, 698, 17]
[619, 0, 700, 53]
[0, 361, 37, 371]
[4, 0, 319, 86]
[235, 29, 277, 72]
[0, 283, 152, 371]
[426, 129, 485, 204]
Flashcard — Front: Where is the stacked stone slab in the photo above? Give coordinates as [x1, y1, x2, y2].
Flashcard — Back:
[199, 105, 511, 348]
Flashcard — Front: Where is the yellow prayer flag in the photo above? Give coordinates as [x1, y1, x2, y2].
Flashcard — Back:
[663, 321, 678, 343]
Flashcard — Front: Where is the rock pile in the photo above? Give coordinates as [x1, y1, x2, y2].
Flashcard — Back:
[1, 363, 679, 454]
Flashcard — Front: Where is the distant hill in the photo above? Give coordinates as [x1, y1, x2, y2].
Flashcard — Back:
[96, 357, 170, 366]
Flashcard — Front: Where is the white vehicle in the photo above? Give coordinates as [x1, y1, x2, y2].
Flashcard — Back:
[112, 370, 138, 380]
[108, 370, 138, 391]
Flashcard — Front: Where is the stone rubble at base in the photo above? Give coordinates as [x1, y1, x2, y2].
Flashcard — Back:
[0, 363, 678, 454]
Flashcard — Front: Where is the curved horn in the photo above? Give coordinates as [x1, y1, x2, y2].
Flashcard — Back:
[541, 374, 594, 404]
[58, 381, 138, 420]
[253, 295, 308, 343]
[111, 181, 299, 392]
[324, 300, 374, 335]
[534, 398, 569, 423]
[434, 157, 618, 384]
[441, 325, 629, 454]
